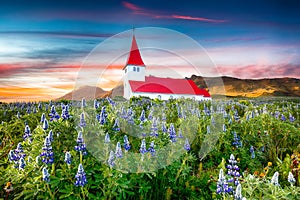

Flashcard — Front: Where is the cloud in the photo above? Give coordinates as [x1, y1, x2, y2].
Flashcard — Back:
[122, 1, 227, 23]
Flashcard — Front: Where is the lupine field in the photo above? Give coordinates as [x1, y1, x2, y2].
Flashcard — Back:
[1, 96, 300, 199]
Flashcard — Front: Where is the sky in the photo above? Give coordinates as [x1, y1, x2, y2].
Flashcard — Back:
[0, 0, 300, 102]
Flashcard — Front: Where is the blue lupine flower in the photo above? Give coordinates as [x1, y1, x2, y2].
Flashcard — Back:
[19, 158, 26, 170]
[81, 98, 86, 108]
[250, 146, 255, 159]
[281, 114, 286, 121]
[94, 99, 98, 109]
[49, 105, 60, 121]
[216, 169, 233, 194]
[75, 164, 88, 187]
[148, 141, 155, 156]
[75, 131, 87, 155]
[38, 102, 42, 110]
[140, 139, 147, 154]
[107, 151, 115, 167]
[178, 129, 184, 139]
[33, 107, 36, 114]
[42, 167, 50, 182]
[232, 132, 242, 148]
[123, 135, 131, 151]
[227, 154, 240, 186]
[42, 118, 49, 130]
[234, 184, 243, 200]
[61, 105, 70, 120]
[168, 123, 176, 143]
[223, 124, 226, 132]
[48, 130, 54, 143]
[112, 118, 120, 131]
[104, 133, 110, 143]
[40, 113, 46, 123]
[8, 145, 25, 169]
[148, 109, 153, 120]
[79, 113, 86, 128]
[271, 171, 280, 186]
[140, 110, 146, 123]
[99, 106, 108, 125]
[150, 117, 158, 137]
[40, 136, 54, 164]
[288, 172, 296, 185]
[162, 122, 167, 133]
[184, 138, 191, 151]
[115, 142, 123, 158]
[23, 125, 32, 142]
[289, 113, 295, 122]
[64, 151, 72, 165]
[17, 111, 20, 118]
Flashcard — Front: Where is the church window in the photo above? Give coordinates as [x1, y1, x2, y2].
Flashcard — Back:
[137, 67, 140, 72]
[133, 66, 136, 71]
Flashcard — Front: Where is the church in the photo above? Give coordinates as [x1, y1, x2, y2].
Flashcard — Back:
[123, 34, 211, 101]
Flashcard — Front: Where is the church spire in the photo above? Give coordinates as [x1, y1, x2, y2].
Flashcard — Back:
[125, 31, 145, 67]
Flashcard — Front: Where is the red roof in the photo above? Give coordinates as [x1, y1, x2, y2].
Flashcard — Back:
[125, 34, 145, 67]
[129, 76, 211, 97]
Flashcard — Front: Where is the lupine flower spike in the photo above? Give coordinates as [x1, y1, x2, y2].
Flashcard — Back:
[75, 164, 88, 187]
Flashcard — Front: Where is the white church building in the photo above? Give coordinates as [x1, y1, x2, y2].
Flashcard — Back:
[123, 34, 211, 101]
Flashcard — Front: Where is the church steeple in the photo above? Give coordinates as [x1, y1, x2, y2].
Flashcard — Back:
[125, 33, 145, 67]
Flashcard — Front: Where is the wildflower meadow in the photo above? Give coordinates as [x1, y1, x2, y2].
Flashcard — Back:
[0, 96, 300, 199]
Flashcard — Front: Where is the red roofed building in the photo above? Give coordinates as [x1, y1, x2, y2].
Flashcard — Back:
[123, 33, 211, 100]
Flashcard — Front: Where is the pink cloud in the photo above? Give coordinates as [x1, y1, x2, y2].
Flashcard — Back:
[122, 1, 227, 23]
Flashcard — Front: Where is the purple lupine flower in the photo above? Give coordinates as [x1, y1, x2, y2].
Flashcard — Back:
[162, 122, 167, 133]
[104, 133, 110, 143]
[75, 131, 87, 155]
[18, 158, 26, 170]
[79, 113, 86, 128]
[148, 109, 153, 120]
[115, 142, 123, 158]
[148, 141, 155, 156]
[42, 118, 49, 130]
[40, 113, 46, 123]
[49, 105, 60, 121]
[48, 130, 54, 143]
[223, 124, 226, 132]
[64, 151, 72, 165]
[288, 172, 296, 185]
[168, 123, 176, 143]
[226, 154, 240, 186]
[123, 135, 131, 151]
[99, 106, 107, 125]
[40, 136, 54, 164]
[94, 99, 98, 109]
[81, 98, 86, 108]
[112, 118, 120, 131]
[75, 164, 88, 187]
[232, 132, 242, 148]
[271, 171, 280, 186]
[23, 125, 32, 142]
[38, 102, 42, 110]
[42, 167, 50, 182]
[107, 151, 115, 167]
[281, 114, 286, 121]
[140, 139, 147, 154]
[178, 129, 184, 139]
[234, 184, 243, 200]
[250, 146, 255, 159]
[216, 169, 233, 194]
[184, 138, 191, 151]
[150, 117, 158, 137]
[61, 105, 70, 120]
[140, 110, 146, 123]
[289, 113, 295, 122]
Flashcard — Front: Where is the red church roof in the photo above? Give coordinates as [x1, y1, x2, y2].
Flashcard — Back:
[125, 34, 145, 67]
[129, 76, 211, 97]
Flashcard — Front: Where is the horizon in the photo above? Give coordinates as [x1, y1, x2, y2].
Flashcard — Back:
[1, 0, 300, 102]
